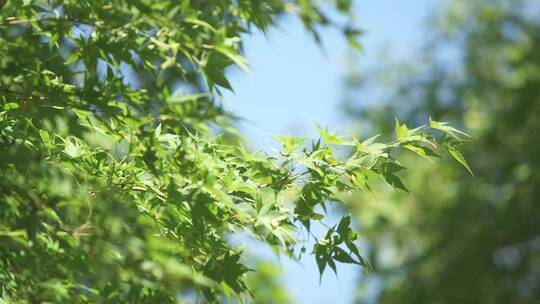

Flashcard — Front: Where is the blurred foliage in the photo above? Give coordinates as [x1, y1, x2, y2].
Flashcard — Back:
[0, 0, 470, 302]
[343, 0, 540, 303]
[245, 261, 291, 304]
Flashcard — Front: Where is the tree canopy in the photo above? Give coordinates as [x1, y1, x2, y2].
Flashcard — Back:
[345, 0, 540, 302]
[0, 1, 468, 302]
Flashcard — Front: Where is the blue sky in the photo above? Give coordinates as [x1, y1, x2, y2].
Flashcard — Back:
[223, 1, 441, 303]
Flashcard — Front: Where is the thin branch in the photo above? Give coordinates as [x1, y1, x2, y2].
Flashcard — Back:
[0, 16, 97, 28]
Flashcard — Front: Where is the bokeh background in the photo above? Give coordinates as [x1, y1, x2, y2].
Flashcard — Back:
[226, 0, 540, 303]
